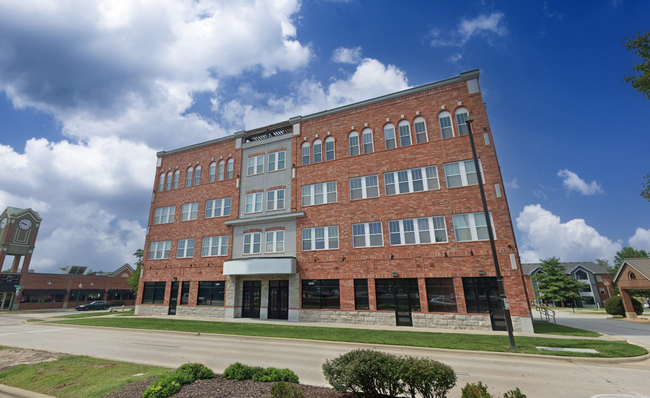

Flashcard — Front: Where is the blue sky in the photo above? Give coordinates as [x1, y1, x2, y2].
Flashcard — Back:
[0, 0, 648, 272]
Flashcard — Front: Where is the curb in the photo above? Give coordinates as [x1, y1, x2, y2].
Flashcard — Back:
[0, 384, 54, 398]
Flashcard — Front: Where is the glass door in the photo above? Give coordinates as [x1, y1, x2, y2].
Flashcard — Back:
[242, 281, 261, 318]
[268, 280, 289, 320]
[0, 293, 14, 311]
[168, 281, 179, 315]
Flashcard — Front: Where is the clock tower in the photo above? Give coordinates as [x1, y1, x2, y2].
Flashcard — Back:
[0, 207, 43, 274]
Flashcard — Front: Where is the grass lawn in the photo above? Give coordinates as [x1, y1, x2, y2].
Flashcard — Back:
[0, 356, 168, 398]
[51, 310, 134, 319]
[53, 317, 647, 358]
[532, 321, 601, 337]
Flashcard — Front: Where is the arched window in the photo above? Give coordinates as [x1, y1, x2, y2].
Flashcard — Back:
[158, 173, 165, 192]
[302, 142, 310, 165]
[209, 162, 216, 183]
[194, 165, 201, 185]
[349, 131, 359, 156]
[384, 124, 396, 149]
[629, 272, 637, 280]
[226, 158, 234, 179]
[325, 137, 335, 161]
[313, 139, 322, 163]
[166, 172, 173, 191]
[186, 167, 193, 187]
[439, 111, 454, 139]
[173, 170, 180, 189]
[455, 108, 469, 136]
[413, 116, 428, 143]
[362, 128, 373, 153]
[575, 270, 588, 280]
[398, 120, 411, 147]
[218, 160, 225, 181]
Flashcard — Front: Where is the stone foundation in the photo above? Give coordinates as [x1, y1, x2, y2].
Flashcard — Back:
[175, 306, 226, 318]
[134, 305, 168, 316]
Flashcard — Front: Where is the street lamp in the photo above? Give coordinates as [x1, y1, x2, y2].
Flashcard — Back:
[75, 283, 82, 308]
[465, 115, 517, 349]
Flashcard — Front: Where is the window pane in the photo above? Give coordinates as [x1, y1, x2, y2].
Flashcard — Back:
[349, 134, 359, 156]
[384, 126, 396, 149]
[325, 139, 335, 161]
[411, 169, 424, 192]
[398, 171, 409, 194]
[313, 142, 322, 163]
[302, 144, 310, 165]
[328, 226, 339, 249]
[389, 221, 401, 245]
[326, 182, 337, 202]
[399, 124, 411, 146]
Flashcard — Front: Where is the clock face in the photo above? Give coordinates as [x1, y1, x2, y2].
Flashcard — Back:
[0, 218, 6, 229]
[18, 219, 32, 230]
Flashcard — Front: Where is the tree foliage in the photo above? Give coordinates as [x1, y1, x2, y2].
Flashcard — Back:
[533, 257, 585, 305]
[609, 246, 649, 280]
[641, 174, 650, 203]
[127, 249, 143, 294]
[622, 32, 650, 99]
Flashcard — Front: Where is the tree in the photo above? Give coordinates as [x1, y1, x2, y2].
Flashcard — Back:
[127, 249, 143, 295]
[622, 32, 650, 99]
[533, 257, 586, 306]
[609, 246, 649, 280]
[641, 174, 650, 203]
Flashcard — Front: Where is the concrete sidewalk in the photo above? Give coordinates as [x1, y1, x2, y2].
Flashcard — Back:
[0, 384, 53, 398]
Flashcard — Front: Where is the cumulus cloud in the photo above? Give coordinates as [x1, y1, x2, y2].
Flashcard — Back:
[629, 228, 650, 252]
[505, 178, 519, 189]
[430, 12, 507, 47]
[446, 53, 463, 63]
[557, 169, 604, 196]
[516, 204, 622, 263]
[332, 47, 363, 64]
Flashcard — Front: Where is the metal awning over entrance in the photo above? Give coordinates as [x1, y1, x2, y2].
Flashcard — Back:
[223, 257, 296, 275]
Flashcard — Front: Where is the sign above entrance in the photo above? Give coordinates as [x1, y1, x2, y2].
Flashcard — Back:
[0, 274, 20, 283]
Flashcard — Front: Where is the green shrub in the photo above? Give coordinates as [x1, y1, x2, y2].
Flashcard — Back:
[271, 381, 306, 398]
[399, 356, 457, 398]
[176, 362, 215, 380]
[461, 381, 491, 398]
[222, 362, 254, 381]
[605, 296, 644, 316]
[503, 387, 526, 398]
[252, 367, 300, 383]
[142, 374, 182, 398]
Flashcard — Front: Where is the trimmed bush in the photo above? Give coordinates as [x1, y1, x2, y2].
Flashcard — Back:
[503, 387, 526, 398]
[176, 362, 215, 380]
[143, 362, 215, 398]
[399, 356, 457, 398]
[222, 362, 299, 383]
[222, 362, 255, 381]
[271, 381, 306, 398]
[605, 296, 644, 316]
[460, 381, 491, 398]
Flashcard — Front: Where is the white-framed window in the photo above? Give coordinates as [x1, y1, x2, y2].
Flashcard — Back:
[165, 172, 172, 190]
[173, 170, 180, 189]
[202, 236, 229, 257]
[414, 116, 428, 143]
[313, 140, 322, 163]
[217, 160, 225, 181]
[302, 226, 339, 251]
[265, 230, 284, 253]
[452, 212, 495, 242]
[247, 155, 264, 176]
[455, 108, 469, 136]
[349, 131, 360, 156]
[361, 128, 373, 154]
[352, 222, 383, 247]
[302, 182, 337, 206]
[186, 167, 193, 187]
[444, 160, 483, 188]
[398, 120, 412, 147]
[226, 158, 234, 179]
[181, 202, 199, 221]
[194, 165, 201, 185]
[148, 240, 171, 260]
[439, 111, 454, 139]
[243, 232, 262, 254]
[205, 198, 231, 218]
[596, 275, 603, 282]
[389, 217, 447, 245]
[599, 287, 606, 295]
[268, 151, 286, 172]
[245, 192, 263, 213]
[384, 166, 439, 195]
[384, 124, 396, 149]
[209, 162, 216, 182]
[325, 137, 335, 161]
[349, 175, 379, 200]
[153, 206, 175, 225]
[177, 238, 195, 258]
[302, 142, 310, 165]
[267, 189, 285, 211]
[158, 173, 165, 192]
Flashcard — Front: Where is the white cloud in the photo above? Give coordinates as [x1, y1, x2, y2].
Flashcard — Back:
[430, 12, 507, 47]
[505, 178, 519, 189]
[332, 47, 363, 64]
[629, 228, 650, 252]
[516, 204, 622, 263]
[557, 169, 604, 196]
[446, 53, 463, 63]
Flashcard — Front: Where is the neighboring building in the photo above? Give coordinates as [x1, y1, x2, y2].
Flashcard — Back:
[613, 258, 650, 318]
[137, 69, 534, 332]
[0, 206, 135, 311]
[522, 261, 613, 308]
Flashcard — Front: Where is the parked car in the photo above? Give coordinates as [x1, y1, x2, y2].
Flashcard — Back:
[75, 301, 110, 311]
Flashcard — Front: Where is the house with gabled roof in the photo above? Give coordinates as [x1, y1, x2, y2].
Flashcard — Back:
[613, 258, 650, 318]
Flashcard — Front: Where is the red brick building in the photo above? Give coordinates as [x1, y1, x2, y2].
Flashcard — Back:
[137, 70, 533, 332]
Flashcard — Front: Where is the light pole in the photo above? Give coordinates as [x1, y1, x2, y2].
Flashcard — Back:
[75, 283, 82, 308]
[465, 115, 517, 349]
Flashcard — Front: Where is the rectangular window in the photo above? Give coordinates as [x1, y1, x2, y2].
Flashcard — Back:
[349, 134, 360, 156]
[148, 241, 171, 260]
[384, 166, 439, 196]
[444, 160, 483, 188]
[197, 281, 225, 306]
[362, 131, 373, 153]
[267, 189, 285, 211]
[180, 282, 190, 305]
[375, 279, 420, 311]
[247, 155, 264, 176]
[349, 175, 379, 200]
[268, 151, 286, 172]
[245, 192, 263, 213]
[596, 275, 602, 282]
[301, 182, 337, 206]
[414, 119, 428, 143]
[426, 278, 458, 313]
[399, 123, 412, 146]
[265, 230, 284, 253]
[181, 202, 199, 221]
[384, 126, 396, 149]
[354, 279, 369, 310]
[243, 232, 262, 254]
[389, 216, 447, 245]
[352, 222, 383, 248]
[325, 139, 335, 160]
[202, 236, 229, 257]
[440, 115, 453, 139]
[205, 198, 231, 218]
[302, 226, 339, 251]
[456, 112, 469, 136]
[142, 282, 166, 304]
[302, 279, 340, 309]
[218, 162, 225, 181]
[452, 212, 495, 242]
[313, 141, 322, 163]
[176, 238, 195, 258]
[153, 206, 175, 225]
[302, 144, 310, 165]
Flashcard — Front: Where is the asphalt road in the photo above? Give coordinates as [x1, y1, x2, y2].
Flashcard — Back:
[552, 309, 650, 347]
[0, 311, 649, 398]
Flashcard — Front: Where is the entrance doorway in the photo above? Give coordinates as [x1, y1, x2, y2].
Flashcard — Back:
[375, 278, 420, 327]
[462, 277, 506, 331]
[242, 281, 261, 318]
[168, 281, 179, 315]
[0, 292, 13, 311]
[268, 280, 289, 320]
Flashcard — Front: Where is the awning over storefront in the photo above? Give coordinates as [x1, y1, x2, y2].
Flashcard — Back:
[223, 257, 296, 275]
[78, 289, 106, 295]
[0, 283, 17, 292]
[22, 289, 68, 295]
